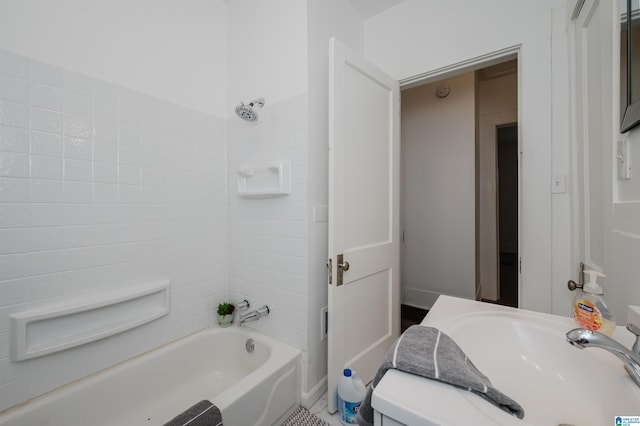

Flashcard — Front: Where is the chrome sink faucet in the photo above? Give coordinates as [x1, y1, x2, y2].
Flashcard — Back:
[566, 323, 640, 386]
[239, 305, 270, 326]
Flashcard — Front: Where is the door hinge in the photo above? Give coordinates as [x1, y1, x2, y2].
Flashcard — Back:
[519, 257, 522, 274]
[327, 258, 332, 285]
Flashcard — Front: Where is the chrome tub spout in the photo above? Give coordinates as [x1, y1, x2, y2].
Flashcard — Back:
[239, 305, 270, 326]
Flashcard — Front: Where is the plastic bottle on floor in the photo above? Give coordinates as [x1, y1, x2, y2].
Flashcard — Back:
[337, 368, 366, 425]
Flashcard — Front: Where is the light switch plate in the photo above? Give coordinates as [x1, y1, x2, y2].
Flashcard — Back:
[551, 174, 566, 194]
[313, 205, 328, 223]
[617, 135, 631, 180]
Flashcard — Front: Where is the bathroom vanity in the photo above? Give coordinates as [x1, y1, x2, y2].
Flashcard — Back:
[370, 296, 640, 425]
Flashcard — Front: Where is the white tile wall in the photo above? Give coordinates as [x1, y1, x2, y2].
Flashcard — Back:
[227, 94, 309, 352]
[0, 48, 227, 412]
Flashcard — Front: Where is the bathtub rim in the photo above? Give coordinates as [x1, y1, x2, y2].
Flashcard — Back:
[0, 325, 301, 423]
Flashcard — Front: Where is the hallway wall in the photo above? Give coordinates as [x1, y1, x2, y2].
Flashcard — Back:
[401, 73, 476, 309]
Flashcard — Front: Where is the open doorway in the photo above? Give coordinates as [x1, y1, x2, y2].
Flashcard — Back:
[476, 60, 519, 306]
[400, 59, 519, 330]
[496, 123, 519, 307]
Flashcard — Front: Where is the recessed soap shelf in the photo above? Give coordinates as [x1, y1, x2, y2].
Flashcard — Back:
[237, 161, 291, 198]
[9, 280, 170, 361]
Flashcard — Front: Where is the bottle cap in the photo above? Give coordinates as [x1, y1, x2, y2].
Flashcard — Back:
[343, 368, 352, 377]
[583, 270, 605, 295]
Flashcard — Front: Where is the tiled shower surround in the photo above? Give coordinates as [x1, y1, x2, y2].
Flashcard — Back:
[226, 94, 309, 351]
[0, 49, 227, 411]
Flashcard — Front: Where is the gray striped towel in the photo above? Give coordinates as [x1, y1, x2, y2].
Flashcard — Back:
[163, 400, 223, 426]
[356, 325, 524, 425]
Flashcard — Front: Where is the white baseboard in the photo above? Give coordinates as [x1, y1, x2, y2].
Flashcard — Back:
[402, 288, 442, 310]
[301, 376, 327, 409]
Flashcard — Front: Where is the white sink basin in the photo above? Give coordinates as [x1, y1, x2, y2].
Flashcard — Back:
[372, 296, 640, 425]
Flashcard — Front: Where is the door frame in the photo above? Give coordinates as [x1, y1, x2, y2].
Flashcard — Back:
[399, 45, 524, 308]
[568, 0, 614, 289]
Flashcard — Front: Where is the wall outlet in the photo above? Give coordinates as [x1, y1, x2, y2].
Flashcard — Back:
[313, 205, 328, 223]
[551, 174, 566, 194]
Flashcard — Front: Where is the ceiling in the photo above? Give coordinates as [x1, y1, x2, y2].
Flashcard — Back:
[222, 0, 405, 20]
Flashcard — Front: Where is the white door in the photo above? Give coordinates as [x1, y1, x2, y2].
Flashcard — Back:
[571, 0, 613, 279]
[327, 37, 400, 413]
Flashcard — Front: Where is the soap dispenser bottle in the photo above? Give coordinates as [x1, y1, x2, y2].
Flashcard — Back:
[572, 270, 616, 336]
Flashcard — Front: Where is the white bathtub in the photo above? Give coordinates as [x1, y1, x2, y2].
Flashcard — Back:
[0, 327, 301, 426]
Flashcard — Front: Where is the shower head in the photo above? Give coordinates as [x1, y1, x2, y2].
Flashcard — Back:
[235, 98, 265, 122]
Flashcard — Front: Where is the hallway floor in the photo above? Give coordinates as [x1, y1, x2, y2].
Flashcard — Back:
[401, 304, 428, 332]
[499, 252, 518, 307]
